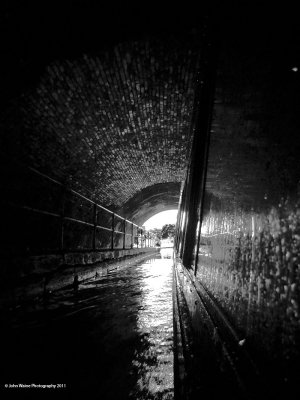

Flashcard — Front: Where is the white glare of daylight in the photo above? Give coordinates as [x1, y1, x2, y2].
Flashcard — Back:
[143, 210, 178, 229]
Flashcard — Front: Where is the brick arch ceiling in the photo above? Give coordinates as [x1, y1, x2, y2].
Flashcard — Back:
[117, 182, 181, 226]
[19, 36, 200, 213]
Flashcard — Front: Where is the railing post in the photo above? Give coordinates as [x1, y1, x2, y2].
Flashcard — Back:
[11, 164, 149, 255]
[111, 213, 115, 250]
[93, 203, 97, 250]
[123, 219, 126, 250]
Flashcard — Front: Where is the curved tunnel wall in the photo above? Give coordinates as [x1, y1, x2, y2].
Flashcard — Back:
[116, 182, 181, 226]
[0, 30, 202, 297]
[1, 36, 200, 210]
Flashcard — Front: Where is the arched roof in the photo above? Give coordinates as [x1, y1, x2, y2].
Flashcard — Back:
[9, 36, 201, 215]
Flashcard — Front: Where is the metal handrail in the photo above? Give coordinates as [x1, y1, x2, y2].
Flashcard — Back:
[28, 166, 141, 227]
[5, 166, 156, 254]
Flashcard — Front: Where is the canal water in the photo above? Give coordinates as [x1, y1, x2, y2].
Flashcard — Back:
[1, 250, 174, 399]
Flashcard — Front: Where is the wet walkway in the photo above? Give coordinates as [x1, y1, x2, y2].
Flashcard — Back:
[1, 250, 174, 399]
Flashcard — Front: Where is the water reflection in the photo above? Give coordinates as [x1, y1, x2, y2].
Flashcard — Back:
[130, 253, 174, 399]
[160, 247, 174, 259]
[1, 253, 174, 399]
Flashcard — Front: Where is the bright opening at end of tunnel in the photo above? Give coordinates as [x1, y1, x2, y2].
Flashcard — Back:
[143, 210, 178, 230]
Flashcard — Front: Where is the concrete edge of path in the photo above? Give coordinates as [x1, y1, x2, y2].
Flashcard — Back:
[0, 248, 160, 311]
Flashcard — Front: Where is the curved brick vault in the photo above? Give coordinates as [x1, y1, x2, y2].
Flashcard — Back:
[3, 4, 299, 227]
[117, 182, 181, 225]
[2, 35, 201, 222]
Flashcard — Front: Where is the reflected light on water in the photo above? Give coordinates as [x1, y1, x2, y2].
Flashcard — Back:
[131, 254, 174, 399]
[160, 247, 174, 259]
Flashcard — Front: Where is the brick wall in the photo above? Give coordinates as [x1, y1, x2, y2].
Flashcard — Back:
[1, 36, 201, 213]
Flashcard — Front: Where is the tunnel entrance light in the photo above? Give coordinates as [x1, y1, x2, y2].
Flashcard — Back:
[143, 210, 177, 250]
[143, 210, 178, 230]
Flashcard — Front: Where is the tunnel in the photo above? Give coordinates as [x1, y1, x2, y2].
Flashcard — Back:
[1, 2, 300, 400]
